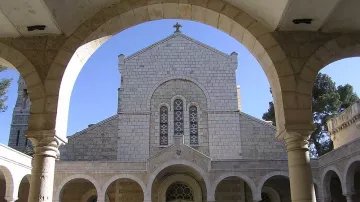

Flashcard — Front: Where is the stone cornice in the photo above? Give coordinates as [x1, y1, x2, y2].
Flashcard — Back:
[327, 100, 360, 135]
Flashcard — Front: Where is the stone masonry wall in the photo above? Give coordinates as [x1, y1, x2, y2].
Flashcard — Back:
[118, 33, 239, 160]
[117, 113, 150, 162]
[215, 178, 253, 202]
[60, 115, 118, 161]
[118, 33, 238, 113]
[209, 111, 242, 160]
[150, 79, 209, 156]
[106, 180, 144, 202]
[239, 113, 287, 159]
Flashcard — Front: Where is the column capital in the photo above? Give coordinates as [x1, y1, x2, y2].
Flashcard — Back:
[344, 192, 354, 202]
[276, 123, 316, 140]
[276, 124, 316, 151]
[4, 196, 17, 202]
[25, 130, 66, 158]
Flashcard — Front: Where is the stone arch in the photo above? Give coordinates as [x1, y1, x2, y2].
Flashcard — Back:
[50, 0, 292, 138]
[54, 174, 101, 202]
[148, 76, 210, 110]
[0, 165, 15, 201]
[321, 166, 345, 198]
[101, 174, 147, 199]
[170, 94, 187, 111]
[147, 159, 211, 201]
[261, 186, 281, 202]
[343, 155, 360, 194]
[81, 189, 110, 202]
[257, 171, 289, 194]
[0, 42, 47, 130]
[212, 172, 258, 200]
[17, 174, 31, 202]
[303, 35, 360, 78]
[0, 42, 44, 102]
[158, 174, 202, 202]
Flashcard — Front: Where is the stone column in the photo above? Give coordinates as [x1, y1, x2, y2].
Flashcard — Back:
[97, 194, 106, 202]
[282, 130, 316, 202]
[26, 130, 65, 202]
[344, 193, 353, 202]
[4, 196, 16, 202]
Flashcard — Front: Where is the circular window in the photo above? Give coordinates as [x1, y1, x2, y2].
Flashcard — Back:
[166, 183, 194, 201]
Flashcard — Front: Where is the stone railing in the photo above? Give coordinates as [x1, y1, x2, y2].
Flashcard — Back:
[0, 143, 32, 169]
[327, 100, 360, 134]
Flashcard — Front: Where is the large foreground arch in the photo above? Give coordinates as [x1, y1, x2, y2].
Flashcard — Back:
[50, 0, 295, 139]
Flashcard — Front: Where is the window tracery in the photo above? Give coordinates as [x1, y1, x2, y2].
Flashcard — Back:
[174, 99, 184, 136]
[160, 106, 169, 145]
[189, 106, 198, 145]
[166, 183, 194, 201]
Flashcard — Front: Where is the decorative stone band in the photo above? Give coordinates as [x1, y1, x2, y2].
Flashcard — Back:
[327, 100, 360, 135]
[328, 114, 360, 136]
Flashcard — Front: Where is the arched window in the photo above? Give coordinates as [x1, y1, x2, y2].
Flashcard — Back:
[189, 106, 198, 145]
[160, 106, 169, 145]
[166, 183, 194, 201]
[174, 99, 184, 136]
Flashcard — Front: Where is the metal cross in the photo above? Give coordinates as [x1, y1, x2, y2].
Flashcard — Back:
[173, 22, 182, 33]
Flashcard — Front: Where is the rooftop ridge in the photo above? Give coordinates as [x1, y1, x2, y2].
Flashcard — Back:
[124, 32, 232, 62]
[239, 111, 276, 129]
[68, 114, 118, 139]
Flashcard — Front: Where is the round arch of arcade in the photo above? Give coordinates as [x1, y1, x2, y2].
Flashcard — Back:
[256, 170, 289, 197]
[300, 34, 360, 84]
[0, 42, 47, 130]
[158, 174, 203, 202]
[100, 174, 148, 200]
[212, 172, 259, 201]
[320, 166, 345, 198]
[146, 159, 211, 201]
[51, 0, 296, 138]
[54, 174, 102, 202]
[343, 155, 360, 195]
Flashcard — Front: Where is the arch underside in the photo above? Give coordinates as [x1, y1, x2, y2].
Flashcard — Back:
[52, 0, 290, 139]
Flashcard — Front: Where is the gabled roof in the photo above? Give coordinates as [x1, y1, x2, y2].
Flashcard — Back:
[68, 114, 118, 139]
[123, 32, 232, 62]
[239, 111, 276, 129]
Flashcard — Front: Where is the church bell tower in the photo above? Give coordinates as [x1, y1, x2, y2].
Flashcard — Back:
[7, 77, 32, 152]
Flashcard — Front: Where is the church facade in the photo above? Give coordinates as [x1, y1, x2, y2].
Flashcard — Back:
[53, 31, 291, 202]
[6, 29, 359, 202]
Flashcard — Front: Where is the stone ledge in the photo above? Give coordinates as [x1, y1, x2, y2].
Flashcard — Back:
[327, 100, 360, 135]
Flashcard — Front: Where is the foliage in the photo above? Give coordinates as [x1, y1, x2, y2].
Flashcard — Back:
[0, 66, 12, 113]
[262, 73, 359, 157]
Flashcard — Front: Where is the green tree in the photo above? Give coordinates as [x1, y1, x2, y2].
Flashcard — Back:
[0, 66, 12, 113]
[263, 73, 359, 157]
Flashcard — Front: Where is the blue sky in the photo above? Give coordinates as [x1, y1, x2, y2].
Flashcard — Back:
[0, 19, 359, 144]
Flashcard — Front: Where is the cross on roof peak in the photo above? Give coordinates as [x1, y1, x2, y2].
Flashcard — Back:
[173, 22, 182, 33]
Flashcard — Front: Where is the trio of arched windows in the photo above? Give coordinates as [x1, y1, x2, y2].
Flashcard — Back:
[159, 99, 198, 146]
